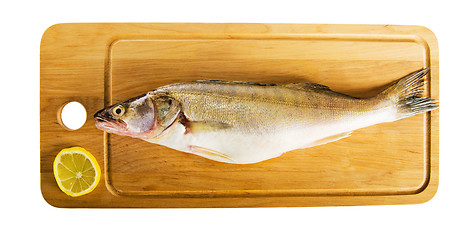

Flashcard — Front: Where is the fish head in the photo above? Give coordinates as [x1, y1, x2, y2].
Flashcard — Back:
[94, 93, 182, 139]
[94, 93, 156, 138]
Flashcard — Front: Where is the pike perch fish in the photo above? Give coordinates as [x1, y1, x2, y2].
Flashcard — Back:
[94, 69, 438, 164]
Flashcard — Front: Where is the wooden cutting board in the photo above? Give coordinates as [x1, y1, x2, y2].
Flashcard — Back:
[40, 23, 439, 207]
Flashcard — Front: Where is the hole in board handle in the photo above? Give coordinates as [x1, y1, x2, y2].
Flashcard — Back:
[58, 101, 87, 130]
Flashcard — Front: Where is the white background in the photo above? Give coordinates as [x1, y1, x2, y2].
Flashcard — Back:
[1, 0, 448, 239]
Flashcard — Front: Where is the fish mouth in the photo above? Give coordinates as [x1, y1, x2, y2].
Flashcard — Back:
[94, 117, 115, 132]
[94, 114, 108, 123]
[93, 109, 125, 134]
[94, 111, 109, 127]
[94, 109, 107, 120]
[94, 118, 128, 136]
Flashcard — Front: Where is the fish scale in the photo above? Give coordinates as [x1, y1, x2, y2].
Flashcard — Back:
[164, 81, 371, 127]
[94, 68, 438, 164]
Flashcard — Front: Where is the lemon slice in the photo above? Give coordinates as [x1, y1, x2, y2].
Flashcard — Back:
[53, 147, 101, 197]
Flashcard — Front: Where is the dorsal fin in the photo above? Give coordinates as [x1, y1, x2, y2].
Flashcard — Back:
[195, 79, 278, 87]
[284, 82, 331, 91]
[284, 82, 359, 99]
[195, 79, 332, 90]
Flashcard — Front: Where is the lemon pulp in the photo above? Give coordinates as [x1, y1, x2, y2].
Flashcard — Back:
[53, 147, 100, 197]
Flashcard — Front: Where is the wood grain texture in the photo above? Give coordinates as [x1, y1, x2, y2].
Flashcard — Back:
[40, 23, 439, 207]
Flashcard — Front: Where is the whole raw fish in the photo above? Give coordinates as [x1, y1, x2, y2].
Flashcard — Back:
[94, 69, 438, 164]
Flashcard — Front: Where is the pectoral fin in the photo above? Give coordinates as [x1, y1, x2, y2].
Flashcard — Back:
[304, 131, 352, 148]
[188, 145, 235, 163]
[182, 121, 231, 134]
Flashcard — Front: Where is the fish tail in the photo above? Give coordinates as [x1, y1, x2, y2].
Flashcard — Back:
[380, 68, 438, 121]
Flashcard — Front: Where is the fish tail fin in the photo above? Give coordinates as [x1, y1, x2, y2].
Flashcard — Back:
[380, 68, 438, 121]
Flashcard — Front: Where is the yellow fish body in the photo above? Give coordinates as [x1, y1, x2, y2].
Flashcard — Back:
[94, 69, 437, 164]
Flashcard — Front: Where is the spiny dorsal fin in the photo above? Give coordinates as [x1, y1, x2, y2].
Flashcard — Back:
[196, 79, 333, 91]
[195, 79, 278, 87]
[284, 82, 331, 91]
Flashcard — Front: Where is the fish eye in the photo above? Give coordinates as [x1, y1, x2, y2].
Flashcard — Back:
[112, 105, 125, 118]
